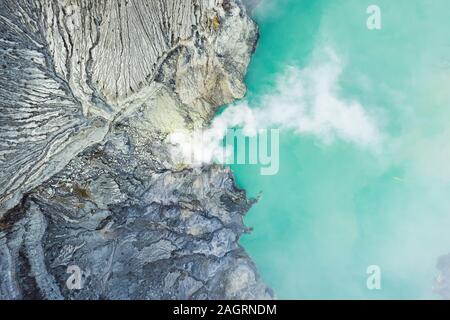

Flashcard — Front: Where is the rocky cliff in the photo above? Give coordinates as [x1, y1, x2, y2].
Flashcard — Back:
[0, 0, 272, 299]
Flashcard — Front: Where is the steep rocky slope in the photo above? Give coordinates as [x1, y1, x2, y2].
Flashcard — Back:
[0, 0, 272, 299]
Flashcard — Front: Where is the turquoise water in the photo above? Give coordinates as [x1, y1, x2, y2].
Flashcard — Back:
[232, 0, 450, 299]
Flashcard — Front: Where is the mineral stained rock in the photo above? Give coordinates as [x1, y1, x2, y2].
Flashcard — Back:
[0, 0, 273, 299]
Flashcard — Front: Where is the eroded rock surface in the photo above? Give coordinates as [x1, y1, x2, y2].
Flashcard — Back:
[0, 0, 272, 299]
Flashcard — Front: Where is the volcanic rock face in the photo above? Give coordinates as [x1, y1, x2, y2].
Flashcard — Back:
[0, 0, 272, 299]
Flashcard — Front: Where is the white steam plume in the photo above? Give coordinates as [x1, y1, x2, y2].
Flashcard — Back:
[168, 49, 381, 166]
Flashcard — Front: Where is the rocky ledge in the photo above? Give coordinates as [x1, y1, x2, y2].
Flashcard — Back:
[0, 0, 272, 299]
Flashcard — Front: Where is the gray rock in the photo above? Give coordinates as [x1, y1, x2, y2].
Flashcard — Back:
[434, 254, 450, 299]
[0, 0, 273, 300]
